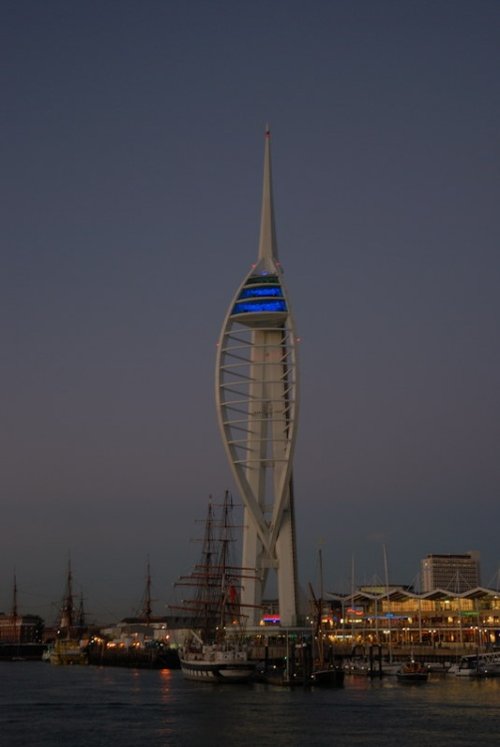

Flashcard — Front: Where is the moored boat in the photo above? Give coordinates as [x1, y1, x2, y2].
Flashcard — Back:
[477, 661, 500, 677]
[260, 663, 305, 687]
[180, 642, 255, 682]
[49, 560, 88, 666]
[308, 550, 344, 688]
[172, 492, 256, 684]
[49, 638, 88, 666]
[310, 666, 345, 687]
[449, 652, 500, 677]
[396, 660, 429, 682]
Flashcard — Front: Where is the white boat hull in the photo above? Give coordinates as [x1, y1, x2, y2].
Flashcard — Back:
[449, 654, 500, 677]
[180, 658, 255, 683]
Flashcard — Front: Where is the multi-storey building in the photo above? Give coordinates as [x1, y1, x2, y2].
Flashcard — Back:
[420, 552, 481, 593]
[0, 613, 44, 643]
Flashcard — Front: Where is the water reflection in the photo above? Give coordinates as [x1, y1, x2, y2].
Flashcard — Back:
[159, 667, 173, 701]
[1, 663, 500, 747]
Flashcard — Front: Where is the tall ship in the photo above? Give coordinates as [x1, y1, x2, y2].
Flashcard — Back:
[48, 561, 88, 665]
[172, 492, 257, 683]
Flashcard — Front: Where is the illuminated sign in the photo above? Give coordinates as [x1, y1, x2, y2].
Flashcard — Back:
[261, 614, 280, 624]
[346, 607, 364, 617]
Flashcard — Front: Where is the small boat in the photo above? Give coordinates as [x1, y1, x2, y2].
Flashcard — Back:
[49, 639, 88, 666]
[448, 655, 480, 677]
[477, 661, 500, 678]
[425, 661, 452, 674]
[345, 653, 400, 677]
[262, 663, 306, 687]
[396, 660, 429, 682]
[381, 661, 403, 676]
[449, 652, 500, 677]
[172, 492, 256, 684]
[310, 667, 345, 687]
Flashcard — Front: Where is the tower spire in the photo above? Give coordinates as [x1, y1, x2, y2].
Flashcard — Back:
[216, 130, 300, 627]
[257, 126, 279, 263]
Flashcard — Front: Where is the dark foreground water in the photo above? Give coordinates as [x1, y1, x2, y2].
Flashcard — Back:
[1, 662, 500, 746]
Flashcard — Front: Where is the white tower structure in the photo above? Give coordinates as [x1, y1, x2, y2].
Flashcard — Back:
[215, 130, 299, 626]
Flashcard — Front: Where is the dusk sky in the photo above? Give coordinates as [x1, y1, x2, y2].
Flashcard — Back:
[2, 0, 500, 623]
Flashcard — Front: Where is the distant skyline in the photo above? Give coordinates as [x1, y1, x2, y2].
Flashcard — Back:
[1, 0, 500, 623]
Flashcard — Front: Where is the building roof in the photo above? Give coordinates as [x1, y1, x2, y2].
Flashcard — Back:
[326, 585, 500, 604]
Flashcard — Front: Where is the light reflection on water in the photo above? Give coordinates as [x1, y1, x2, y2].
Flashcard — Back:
[1, 663, 499, 747]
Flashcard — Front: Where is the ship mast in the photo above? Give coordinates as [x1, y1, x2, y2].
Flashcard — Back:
[11, 572, 20, 643]
[11, 572, 18, 619]
[172, 493, 253, 645]
[59, 559, 75, 638]
[77, 593, 86, 632]
[141, 558, 153, 625]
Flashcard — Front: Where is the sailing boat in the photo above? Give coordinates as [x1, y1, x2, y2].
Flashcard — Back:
[172, 492, 256, 683]
[308, 549, 345, 687]
[380, 544, 401, 676]
[49, 560, 88, 665]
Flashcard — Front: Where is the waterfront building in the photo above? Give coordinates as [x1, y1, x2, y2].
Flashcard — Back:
[324, 584, 500, 650]
[215, 130, 300, 626]
[0, 613, 44, 644]
[97, 617, 175, 648]
[421, 552, 481, 593]
[0, 574, 44, 645]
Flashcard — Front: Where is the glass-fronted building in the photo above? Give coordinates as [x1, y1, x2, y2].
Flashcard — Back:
[324, 586, 500, 650]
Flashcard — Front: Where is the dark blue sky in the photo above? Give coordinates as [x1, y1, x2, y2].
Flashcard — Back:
[2, 0, 499, 622]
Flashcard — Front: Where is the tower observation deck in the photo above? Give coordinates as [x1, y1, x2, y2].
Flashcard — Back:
[215, 130, 299, 626]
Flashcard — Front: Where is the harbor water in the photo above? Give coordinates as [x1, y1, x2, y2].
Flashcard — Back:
[1, 662, 500, 746]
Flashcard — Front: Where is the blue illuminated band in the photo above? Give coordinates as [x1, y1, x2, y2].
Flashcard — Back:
[232, 300, 287, 314]
[239, 287, 283, 299]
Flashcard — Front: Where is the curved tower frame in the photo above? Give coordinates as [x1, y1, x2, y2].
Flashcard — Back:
[215, 130, 299, 626]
